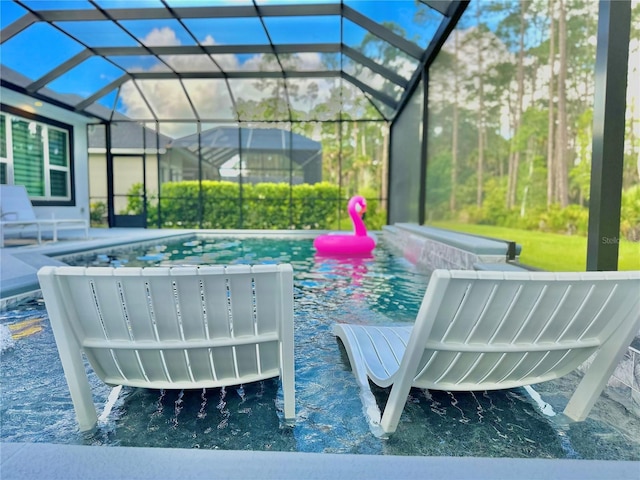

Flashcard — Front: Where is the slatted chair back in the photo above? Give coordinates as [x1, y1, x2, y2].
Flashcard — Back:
[38, 264, 295, 431]
[404, 270, 640, 391]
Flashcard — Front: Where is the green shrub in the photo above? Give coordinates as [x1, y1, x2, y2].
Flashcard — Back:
[200, 181, 241, 229]
[478, 178, 512, 225]
[537, 204, 588, 235]
[621, 185, 640, 241]
[90, 201, 107, 227]
[243, 183, 290, 229]
[305, 181, 341, 229]
[560, 204, 589, 235]
[358, 186, 386, 230]
[291, 182, 340, 229]
[120, 183, 142, 216]
[457, 205, 484, 224]
[159, 181, 203, 228]
[131, 180, 345, 230]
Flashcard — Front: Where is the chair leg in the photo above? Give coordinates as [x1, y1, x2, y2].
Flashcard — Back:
[564, 313, 640, 421]
[379, 375, 414, 435]
[281, 368, 295, 421]
[61, 349, 99, 431]
[280, 328, 295, 421]
[334, 326, 384, 434]
[48, 318, 98, 431]
[279, 268, 295, 421]
[340, 344, 385, 435]
[39, 271, 98, 431]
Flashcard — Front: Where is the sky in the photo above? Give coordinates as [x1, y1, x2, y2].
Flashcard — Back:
[0, 0, 442, 130]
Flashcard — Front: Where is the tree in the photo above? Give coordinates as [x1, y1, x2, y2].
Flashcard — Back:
[554, 0, 569, 207]
[506, 0, 527, 209]
[475, 3, 487, 208]
[451, 29, 460, 213]
[547, 0, 556, 207]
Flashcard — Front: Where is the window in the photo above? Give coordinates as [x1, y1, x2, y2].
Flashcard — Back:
[0, 108, 73, 203]
[0, 115, 6, 184]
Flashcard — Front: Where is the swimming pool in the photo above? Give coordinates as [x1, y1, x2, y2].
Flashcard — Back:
[1, 235, 639, 459]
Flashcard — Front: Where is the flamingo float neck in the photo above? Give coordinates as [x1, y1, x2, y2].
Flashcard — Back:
[348, 196, 368, 236]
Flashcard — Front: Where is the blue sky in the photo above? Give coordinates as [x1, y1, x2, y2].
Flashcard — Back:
[0, 0, 443, 123]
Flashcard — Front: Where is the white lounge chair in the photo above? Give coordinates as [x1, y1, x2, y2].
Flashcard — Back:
[38, 264, 295, 432]
[334, 269, 640, 436]
[0, 185, 88, 247]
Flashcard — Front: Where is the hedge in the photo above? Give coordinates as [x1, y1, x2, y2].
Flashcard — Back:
[125, 180, 347, 229]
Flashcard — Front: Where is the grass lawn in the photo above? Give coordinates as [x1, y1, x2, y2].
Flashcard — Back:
[429, 221, 640, 272]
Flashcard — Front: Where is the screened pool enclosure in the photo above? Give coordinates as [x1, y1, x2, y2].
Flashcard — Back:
[0, 0, 634, 269]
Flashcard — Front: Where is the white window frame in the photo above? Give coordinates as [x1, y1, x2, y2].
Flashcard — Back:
[0, 111, 72, 202]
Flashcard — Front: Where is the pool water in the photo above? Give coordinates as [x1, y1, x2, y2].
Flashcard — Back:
[1, 236, 639, 459]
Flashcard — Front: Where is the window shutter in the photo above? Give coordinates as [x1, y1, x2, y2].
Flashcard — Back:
[50, 170, 68, 197]
[12, 119, 45, 196]
[0, 114, 6, 158]
[0, 115, 6, 184]
[48, 128, 69, 197]
[48, 129, 68, 167]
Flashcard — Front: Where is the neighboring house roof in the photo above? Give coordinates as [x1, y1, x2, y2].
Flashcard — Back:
[88, 122, 173, 152]
[169, 126, 322, 183]
[86, 123, 322, 182]
[169, 126, 322, 167]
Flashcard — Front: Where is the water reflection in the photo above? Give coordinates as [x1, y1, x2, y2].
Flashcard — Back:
[313, 254, 373, 298]
[376, 386, 570, 458]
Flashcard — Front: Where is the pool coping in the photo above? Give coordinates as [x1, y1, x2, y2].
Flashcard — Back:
[2, 442, 638, 480]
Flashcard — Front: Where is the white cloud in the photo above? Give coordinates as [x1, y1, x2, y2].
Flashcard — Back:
[142, 26, 181, 47]
[117, 27, 389, 133]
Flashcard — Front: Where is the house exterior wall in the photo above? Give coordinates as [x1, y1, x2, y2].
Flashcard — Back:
[88, 153, 160, 214]
[1, 88, 90, 223]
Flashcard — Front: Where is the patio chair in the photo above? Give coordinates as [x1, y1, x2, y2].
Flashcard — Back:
[0, 185, 88, 247]
[334, 269, 640, 436]
[37, 264, 295, 432]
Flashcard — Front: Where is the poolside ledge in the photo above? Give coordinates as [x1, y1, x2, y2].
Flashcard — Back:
[2, 442, 638, 480]
[383, 223, 524, 271]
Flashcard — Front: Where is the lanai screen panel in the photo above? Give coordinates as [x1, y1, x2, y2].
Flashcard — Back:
[0, 0, 463, 230]
[389, 78, 424, 224]
[0, 1, 455, 123]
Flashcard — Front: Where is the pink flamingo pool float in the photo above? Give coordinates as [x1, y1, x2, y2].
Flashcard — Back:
[313, 195, 376, 256]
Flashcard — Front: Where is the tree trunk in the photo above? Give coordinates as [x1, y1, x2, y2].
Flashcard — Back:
[352, 122, 359, 192]
[547, 0, 556, 207]
[507, 1, 527, 209]
[520, 136, 536, 217]
[451, 30, 459, 213]
[380, 123, 389, 211]
[336, 122, 342, 188]
[476, 4, 485, 208]
[555, 0, 569, 207]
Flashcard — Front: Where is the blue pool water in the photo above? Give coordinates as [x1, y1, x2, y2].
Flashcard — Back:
[1, 236, 639, 459]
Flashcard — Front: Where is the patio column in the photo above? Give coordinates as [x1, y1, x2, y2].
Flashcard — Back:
[106, 122, 115, 228]
[586, 0, 631, 271]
